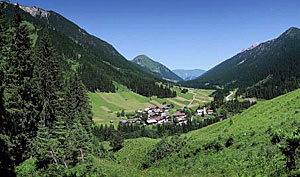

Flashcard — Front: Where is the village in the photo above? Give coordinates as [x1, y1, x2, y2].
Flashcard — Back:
[119, 103, 225, 126]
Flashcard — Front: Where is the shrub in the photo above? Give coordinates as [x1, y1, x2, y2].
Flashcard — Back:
[15, 158, 39, 177]
[141, 135, 186, 169]
[181, 89, 188, 94]
[276, 129, 300, 170]
[225, 136, 234, 148]
[109, 131, 124, 152]
[204, 140, 223, 151]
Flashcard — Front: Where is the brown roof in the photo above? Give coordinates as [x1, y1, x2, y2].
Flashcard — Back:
[173, 113, 186, 117]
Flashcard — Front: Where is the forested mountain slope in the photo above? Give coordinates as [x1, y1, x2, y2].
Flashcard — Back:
[132, 55, 183, 82]
[3, 3, 174, 97]
[183, 27, 300, 99]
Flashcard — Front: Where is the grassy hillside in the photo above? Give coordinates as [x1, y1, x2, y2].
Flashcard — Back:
[89, 86, 214, 124]
[99, 88, 300, 176]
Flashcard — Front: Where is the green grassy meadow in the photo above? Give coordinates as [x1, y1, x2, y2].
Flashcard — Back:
[96, 88, 300, 176]
[89, 86, 214, 124]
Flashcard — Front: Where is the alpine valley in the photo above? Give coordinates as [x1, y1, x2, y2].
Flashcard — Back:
[1, 2, 300, 177]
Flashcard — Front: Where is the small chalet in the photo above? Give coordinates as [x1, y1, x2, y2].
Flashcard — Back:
[119, 120, 129, 125]
[146, 119, 157, 125]
[207, 110, 214, 115]
[173, 112, 186, 117]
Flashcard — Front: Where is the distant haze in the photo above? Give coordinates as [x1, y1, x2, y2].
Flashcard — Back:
[173, 69, 206, 81]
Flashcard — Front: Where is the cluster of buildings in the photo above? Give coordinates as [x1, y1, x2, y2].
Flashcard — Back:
[196, 106, 214, 116]
[119, 104, 188, 126]
[118, 104, 226, 126]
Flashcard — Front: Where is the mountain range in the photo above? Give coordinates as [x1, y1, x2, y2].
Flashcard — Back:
[184, 27, 300, 99]
[4, 3, 174, 97]
[4, 3, 300, 101]
[172, 69, 206, 81]
[132, 55, 183, 82]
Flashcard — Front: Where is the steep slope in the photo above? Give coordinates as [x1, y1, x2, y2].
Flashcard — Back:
[4, 3, 170, 97]
[173, 69, 206, 80]
[184, 27, 300, 99]
[100, 88, 300, 176]
[132, 55, 183, 82]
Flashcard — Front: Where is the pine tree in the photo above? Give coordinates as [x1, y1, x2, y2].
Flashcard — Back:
[69, 119, 93, 165]
[35, 32, 63, 126]
[0, 0, 9, 133]
[2, 4, 39, 166]
[30, 119, 52, 168]
[65, 73, 93, 129]
[109, 131, 124, 152]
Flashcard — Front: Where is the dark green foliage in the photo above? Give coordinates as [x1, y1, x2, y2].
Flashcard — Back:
[121, 110, 125, 117]
[181, 88, 188, 94]
[273, 129, 300, 171]
[35, 32, 64, 126]
[0, 3, 13, 175]
[203, 140, 223, 151]
[222, 100, 256, 114]
[29, 34, 102, 174]
[0, 5, 105, 175]
[93, 124, 115, 141]
[65, 73, 93, 128]
[1, 4, 39, 171]
[141, 135, 187, 169]
[15, 156, 105, 177]
[225, 136, 234, 147]
[109, 131, 124, 152]
[210, 89, 256, 116]
[94, 117, 225, 141]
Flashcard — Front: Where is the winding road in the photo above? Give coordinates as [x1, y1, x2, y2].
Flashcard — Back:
[225, 91, 234, 101]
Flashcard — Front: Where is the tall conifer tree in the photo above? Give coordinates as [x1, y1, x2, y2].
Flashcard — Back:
[35, 32, 64, 126]
[2, 4, 39, 167]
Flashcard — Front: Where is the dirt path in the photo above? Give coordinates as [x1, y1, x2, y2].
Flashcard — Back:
[98, 93, 112, 103]
[93, 117, 105, 122]
[167, 99, 186, 108]
[150, 100, 163, 108]
[226, 91, 234, 101]
[100, 106, 112, 112]
[187, 94, 195, 107]
[175, 96, 189, 102]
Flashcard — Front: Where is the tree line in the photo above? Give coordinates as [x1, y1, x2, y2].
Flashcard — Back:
[93, 116, 224, 142]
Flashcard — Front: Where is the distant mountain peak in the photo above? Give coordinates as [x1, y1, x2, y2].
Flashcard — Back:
[282, 27, 300, 37]
[132, 55, 183, 82]
[136, 54, 148, 58]
[132, 55, 155, 67]
[173, 69, 206, 81]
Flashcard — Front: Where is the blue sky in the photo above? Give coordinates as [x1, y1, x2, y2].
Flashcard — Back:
[14, 0, 300, 70]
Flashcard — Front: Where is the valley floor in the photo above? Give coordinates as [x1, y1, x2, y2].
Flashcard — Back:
[89, 87, 214, 125]
[96, 88, 300, 176]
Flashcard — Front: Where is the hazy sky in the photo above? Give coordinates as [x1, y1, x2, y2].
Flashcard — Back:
[14, 0, 300, 70]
